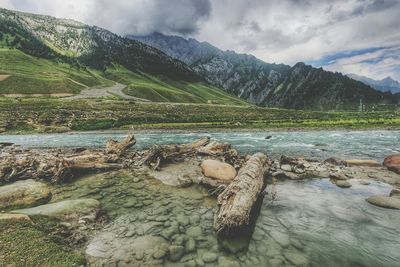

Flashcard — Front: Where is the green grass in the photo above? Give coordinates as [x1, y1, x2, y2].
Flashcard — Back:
[0, 98, 399, 132]
[0, 216, 85, 267]
[0, 49, 113, 94]
[105, 66, 248, 105]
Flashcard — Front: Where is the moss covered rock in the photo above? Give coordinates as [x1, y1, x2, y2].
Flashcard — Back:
[0, 179, 51, 210]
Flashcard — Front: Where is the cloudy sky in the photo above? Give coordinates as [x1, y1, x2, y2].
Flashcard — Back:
[1, 0, 399, 81]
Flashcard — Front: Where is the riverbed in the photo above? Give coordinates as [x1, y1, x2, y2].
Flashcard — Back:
[1, 130, 400, 266]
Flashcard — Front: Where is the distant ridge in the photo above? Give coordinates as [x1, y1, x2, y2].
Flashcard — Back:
[130, 32, 397, 110]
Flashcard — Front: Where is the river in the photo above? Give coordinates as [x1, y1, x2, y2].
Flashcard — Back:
[2, 130, 400, 266]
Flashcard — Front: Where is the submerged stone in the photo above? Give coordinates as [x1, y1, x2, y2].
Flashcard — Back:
[284, 252, 309, 266]
[335, 180, 352, 188]
[12, 198, 100, 220]
[169, 245, 185, 261]
[366, 195, 400, 210]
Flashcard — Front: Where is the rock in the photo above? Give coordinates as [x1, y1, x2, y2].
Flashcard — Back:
[273, 171, 300, 180]
[335, 180, 352, 188]
[221, 238, 248, 253]
[148, 160, 200, 187]
[269, 258, 284, 267]
[284, 252, 309, 266]
[12, 199, 100, 220]
[329, 172, 348, 180]
[185, 238, 196, 253]
[366, 195, 400, 209]
[152, 247, 168, 259]
[0, 179, 51, 209]
[359, 180, 371, 185]
[345, 159, 381, 167]
[280, 164, 292, 172]
[201, 159, 236, 182]
[270, 231, 290, 248]
[384, 154, 400, 174]
[390, 189, 400, 198]
[265, 136, 273, 140]
[0, 213, 31, 222]
[324, 157, 347, 166]
[86, 214, 166, 266]
[169, 245, 185, 261]
[186, 226, 203, 237]
[202, 252, 218, 263]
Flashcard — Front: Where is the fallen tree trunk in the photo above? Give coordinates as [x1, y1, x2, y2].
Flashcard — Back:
[214, 153, 269, 237]
[106, 135, 136, 156]
[0, 135, 135, 184]
[144, 137, 210, 170]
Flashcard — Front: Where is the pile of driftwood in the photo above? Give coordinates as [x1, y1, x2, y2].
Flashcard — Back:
[0, 134, 270, 239]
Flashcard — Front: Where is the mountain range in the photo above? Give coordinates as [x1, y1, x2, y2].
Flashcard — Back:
[131, 32, 398, 109]
[347, 74, 400, 94]
[0, 8, 398, 110]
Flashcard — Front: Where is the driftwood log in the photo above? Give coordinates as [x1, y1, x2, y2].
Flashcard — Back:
[214, 153, 269, 237]
[144, 137, 211, 170]
[106, 135, 136, 156]
[0, 135, 135, 184]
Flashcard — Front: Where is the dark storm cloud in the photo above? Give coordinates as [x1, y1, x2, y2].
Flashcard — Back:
[87, 0, 211, 35]
[0, 0, 211, 35]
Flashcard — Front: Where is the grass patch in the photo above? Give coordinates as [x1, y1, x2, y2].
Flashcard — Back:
[1, 98, 399, 132]
[0, 216, 85, 267]
[0, 49, 113, 94]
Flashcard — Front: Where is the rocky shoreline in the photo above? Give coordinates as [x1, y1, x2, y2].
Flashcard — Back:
[1, 134, 399, 266]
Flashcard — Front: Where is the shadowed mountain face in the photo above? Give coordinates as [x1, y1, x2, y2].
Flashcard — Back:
[130, 32, 397, 110]
[0, 9, 202, 82]
[347, 74, 400, 94]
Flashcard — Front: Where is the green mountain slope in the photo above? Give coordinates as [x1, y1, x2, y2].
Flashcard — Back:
[0, 8, 246, 105]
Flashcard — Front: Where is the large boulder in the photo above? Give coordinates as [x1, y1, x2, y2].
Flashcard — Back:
[366, 196, 400, 210]
[383, 155, 400, 174]
[0, 179, 51, 209]
[201, 159, 237, 183]
[0, 213, 31, 222]
[11, 199, 100, 220]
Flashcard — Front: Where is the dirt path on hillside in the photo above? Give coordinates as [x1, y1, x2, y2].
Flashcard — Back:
[64, 83, 150, 101]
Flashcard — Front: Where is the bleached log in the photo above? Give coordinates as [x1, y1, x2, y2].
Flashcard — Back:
[214, 153, 269, 237]
[144, 137, 210, 170]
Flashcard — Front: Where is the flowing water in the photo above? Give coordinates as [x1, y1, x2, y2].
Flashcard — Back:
[1, 130, 399, 161]
[2, 130, 400, 266]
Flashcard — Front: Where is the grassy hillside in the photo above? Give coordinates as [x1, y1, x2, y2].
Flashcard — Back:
[0, 49, 112, 94]
[0, 49, 246, 104]
[105, 66, 247, 105]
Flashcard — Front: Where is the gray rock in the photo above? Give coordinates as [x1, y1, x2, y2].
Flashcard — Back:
[390, 188, 400, 198]
[202, 252, 218, 263]
[12, 199, 100, 220]
[284, 252, 309, 266]
[185, 238, 196, 253]
[270, 231, 290, 248]
[0, 179, 51, 209]
[169, 245, 185, 261]
[269, 258, 284, 267]
[335, 180, 352, 188]
[280, 164, 293, 172]
[366, 195, 400, 209]
[186, 226, 202, 237]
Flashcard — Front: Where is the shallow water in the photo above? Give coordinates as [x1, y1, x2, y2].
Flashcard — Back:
[1, 130, 399, 161]
[3, 130, 400, 266]
[53, 170, 400, 267]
